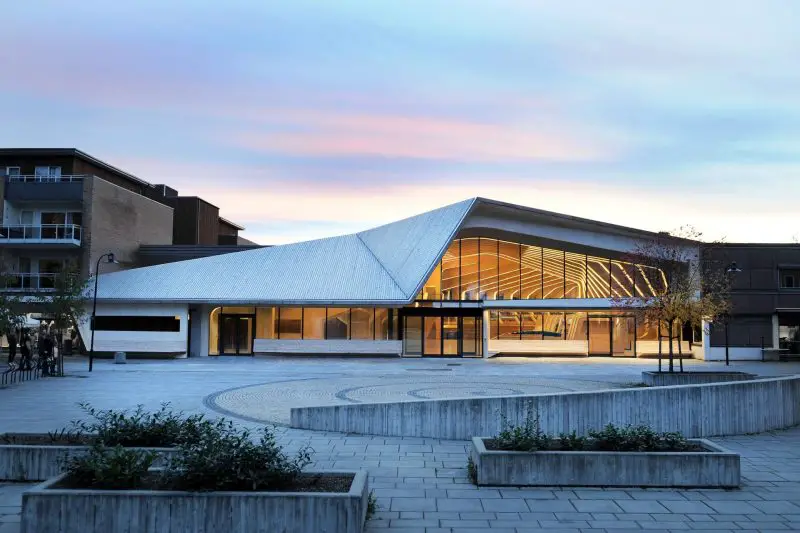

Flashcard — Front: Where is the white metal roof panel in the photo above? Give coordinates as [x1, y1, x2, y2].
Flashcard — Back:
[94, 198, 477, 304]
[357, 198, 475, 297]
[94, 234, 406, 304]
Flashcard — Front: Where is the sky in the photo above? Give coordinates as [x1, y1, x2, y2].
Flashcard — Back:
[2, 0, 799, 244]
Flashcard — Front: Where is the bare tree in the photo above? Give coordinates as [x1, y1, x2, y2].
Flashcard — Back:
[613, 227, 731, 372]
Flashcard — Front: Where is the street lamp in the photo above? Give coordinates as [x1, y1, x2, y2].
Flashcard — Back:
[723, 262, 743, 366]
[89, 253, 118, 372]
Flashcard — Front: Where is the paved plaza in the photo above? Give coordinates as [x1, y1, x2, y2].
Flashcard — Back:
[0, 356, 799, 532]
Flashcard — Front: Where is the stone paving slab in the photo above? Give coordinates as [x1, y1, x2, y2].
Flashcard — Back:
[0, 357, 798, 532]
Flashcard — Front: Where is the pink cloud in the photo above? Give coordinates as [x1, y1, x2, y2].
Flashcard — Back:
[228, 108, 620, 162]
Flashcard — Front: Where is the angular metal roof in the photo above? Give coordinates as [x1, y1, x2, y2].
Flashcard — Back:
[94, 198, 476, 304]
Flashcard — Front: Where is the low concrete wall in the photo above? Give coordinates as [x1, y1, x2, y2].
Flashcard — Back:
[470, 438, 740, 488]
[21, 471, 368, 533]
[290, 375, 800, 440]
[642, 371, 756, 387]
[0, 445, 176, 481]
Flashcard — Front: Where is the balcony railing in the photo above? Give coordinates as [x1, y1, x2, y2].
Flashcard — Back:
[6, 175, 86, 183]
[0, 224, 82, 245]
[2, 273, 59, 291]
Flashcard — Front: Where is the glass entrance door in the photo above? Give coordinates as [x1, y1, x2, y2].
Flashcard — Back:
[402, 313, 482, 357]
[443, 316, 459, 355]
[588, 317, 611, 355]
[612, 316, 635, 356]
[220, 315, 253, 355]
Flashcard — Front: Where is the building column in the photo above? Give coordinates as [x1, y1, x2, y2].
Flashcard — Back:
[482, 309, 490, 358]
[699, 319, 712, 361]
[772, 314, 780, 350]
[197, 305, 210, 357]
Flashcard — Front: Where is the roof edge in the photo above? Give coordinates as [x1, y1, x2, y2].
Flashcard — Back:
[402, 197, 479, 303]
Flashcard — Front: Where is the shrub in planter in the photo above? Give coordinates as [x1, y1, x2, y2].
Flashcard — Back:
[0, 403, 228, 481]
[473, 408, 740, 488]
[73, 402, 232, 448]
[163, 425, 313, 492]
[23, 424, 367, 533]
[59, 443, 157, 490]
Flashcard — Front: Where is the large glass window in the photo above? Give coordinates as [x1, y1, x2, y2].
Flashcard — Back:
[350, 308, 375, 340]
[375, 309, 390, 340]
[587, 256, 610, 298]
[543, 249, 565, 299]
[479, 238, 498, 299]
[520, 312, 542, 340]
[520, 244, 542, 299]
[498, 310, 520, 339]
[255, 307, 275, 339]
[781, 269, 800, 289]
[441, 241, 460, 300]
[498, 241, 520, 300]
[326, 308, 350, 339]
[541, 312, 564, 340]
[489, 310, 499, 339]
[416, 237, 667, 302]
[565, 312, 587, 340]
[404, 316, 422, 354]
[302, 308, 326, 340]
[611, 261, 635, 298]
[278, 308, 302, 339]
[564, 252, 586, 299]
[460, 238, 480, 300]
[420, 264, 441, 300]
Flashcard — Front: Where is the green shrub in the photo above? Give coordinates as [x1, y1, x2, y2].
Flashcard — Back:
[587, 424, 691, 452]
[72, 402, 228, 448]
[163, 425, 312, 491]
[62, 443, 157, 490]
[493, 406, 548, 452]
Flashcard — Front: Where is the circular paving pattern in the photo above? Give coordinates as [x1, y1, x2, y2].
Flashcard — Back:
[206, 374, 624, 425]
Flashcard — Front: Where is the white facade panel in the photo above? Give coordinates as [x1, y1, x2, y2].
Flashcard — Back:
[704, 347, 763, 361]
[253, 339, 402, 355]
[489, 339, 588, 355]
[77, 303, 188, 355]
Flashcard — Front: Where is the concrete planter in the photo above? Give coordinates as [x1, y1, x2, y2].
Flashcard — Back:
[21, 470, 368, 533]
[470, 437, 740, 488]
[0, 441, 177, 481]
[641, 371, 755, 386]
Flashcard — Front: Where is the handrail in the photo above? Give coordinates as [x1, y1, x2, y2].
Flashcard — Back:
[0, 224, 82, 241]
[2, 272, 60, 290]
[5, 175, 86, 183]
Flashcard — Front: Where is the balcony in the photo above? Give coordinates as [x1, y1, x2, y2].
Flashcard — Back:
[0, 225, 82, 247]
[5, 175, 85, 203]
[2, 273, 59, 291]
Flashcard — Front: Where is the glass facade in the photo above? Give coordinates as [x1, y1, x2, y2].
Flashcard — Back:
[209, 306, 397, 354]
[419, 237, 666, 301]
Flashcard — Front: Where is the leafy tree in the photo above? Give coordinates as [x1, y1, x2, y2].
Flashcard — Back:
[0, 254, 25, 362]
[36, 265, 89, 376]
[613, 226, 731, 372]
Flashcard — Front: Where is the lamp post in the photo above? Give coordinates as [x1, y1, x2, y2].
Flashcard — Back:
[723, 262, 742, 366]
[89, 253, 118, 372]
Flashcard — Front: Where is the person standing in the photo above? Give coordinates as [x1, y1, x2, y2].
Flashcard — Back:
[6, 331, 17, 365]
[19, 330, 31, 370]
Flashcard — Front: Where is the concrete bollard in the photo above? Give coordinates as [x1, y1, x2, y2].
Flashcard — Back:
[113, 351, 127, 364]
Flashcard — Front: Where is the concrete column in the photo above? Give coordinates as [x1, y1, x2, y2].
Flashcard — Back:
[482, 309, 490, 358]
[198, 305, 210, 357]
[772, 314, 780, 349]
[699, 319, 711, 361]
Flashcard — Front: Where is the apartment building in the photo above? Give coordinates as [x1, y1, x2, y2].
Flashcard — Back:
[0, 148, 248, 298]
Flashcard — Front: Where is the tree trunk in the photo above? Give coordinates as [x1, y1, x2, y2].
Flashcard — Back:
[678, 322, 684, 372]
[668, 318, 675, 372]
[657, 321, 663, 372]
